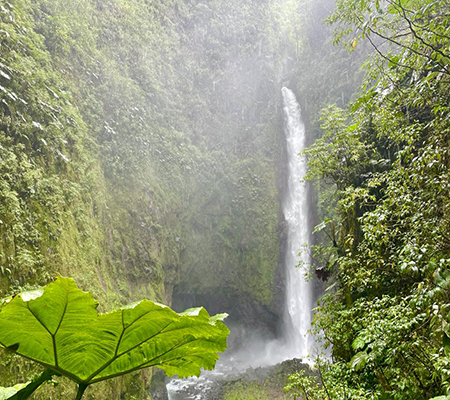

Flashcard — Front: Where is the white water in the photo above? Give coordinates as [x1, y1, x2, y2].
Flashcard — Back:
[166, 87, 313, 399]
[281, 86, 313, 358]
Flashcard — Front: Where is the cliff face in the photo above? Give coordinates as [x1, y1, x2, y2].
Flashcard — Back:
[0, 0, 299, 397]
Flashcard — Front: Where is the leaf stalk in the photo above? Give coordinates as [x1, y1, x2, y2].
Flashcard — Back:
[74, 384, 87, 400]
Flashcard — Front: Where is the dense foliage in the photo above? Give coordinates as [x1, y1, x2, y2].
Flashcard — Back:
[292, 0, 450, 399]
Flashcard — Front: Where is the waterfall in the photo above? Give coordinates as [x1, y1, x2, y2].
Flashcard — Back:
[281, 87, 313, 359]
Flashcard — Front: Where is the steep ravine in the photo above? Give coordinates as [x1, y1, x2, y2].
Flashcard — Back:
[0, 0, 297, 399]
[0, 0, 365, 398]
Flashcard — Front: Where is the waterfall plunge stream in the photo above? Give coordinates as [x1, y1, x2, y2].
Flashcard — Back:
[166, 87, 313, 399]
[281, 86, 313, 359]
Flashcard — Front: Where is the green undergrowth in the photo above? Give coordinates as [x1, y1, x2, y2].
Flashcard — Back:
[294, 0, 450, 398]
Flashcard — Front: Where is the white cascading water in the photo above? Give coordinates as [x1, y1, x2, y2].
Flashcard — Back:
[281, 86, 313, 359]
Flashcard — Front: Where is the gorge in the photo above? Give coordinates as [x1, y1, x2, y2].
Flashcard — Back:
[0, 0, 336, 396]
[5, 0, 447, 399]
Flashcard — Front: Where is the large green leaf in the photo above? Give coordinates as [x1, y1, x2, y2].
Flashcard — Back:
[0, 277, 229, 386]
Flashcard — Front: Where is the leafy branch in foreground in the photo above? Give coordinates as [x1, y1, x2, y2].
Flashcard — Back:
[0, 277, 229, 399]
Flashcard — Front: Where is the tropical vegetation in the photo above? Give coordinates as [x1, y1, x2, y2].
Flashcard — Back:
[289, 0, 450, 398]
[2, 0, 449, 398]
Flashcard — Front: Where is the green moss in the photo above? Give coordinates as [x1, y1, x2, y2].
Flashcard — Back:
[0, 2, 167, 397]
[179, 153, 280, 307]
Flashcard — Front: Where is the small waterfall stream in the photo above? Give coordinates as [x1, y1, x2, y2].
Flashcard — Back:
[166, 87, 313, 399]
[281, 87, 313, 358]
